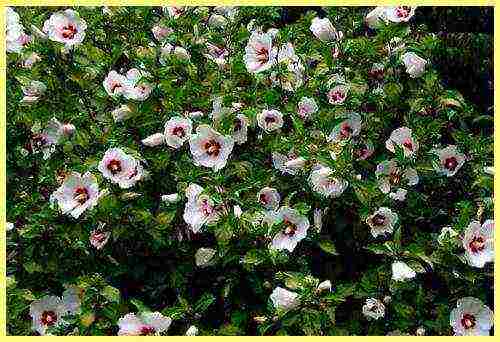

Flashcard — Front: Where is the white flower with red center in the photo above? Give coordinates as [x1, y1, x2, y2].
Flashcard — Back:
[123, 68, 153, 101]
[244, 30, 278, 73]
[309, 165, 348, 198]
[151, 24, 173, 41]
[270, 43, 305, 91]
[391, 261, 416, 281]
[31, 117, 73, 160]
[51, 172, 101, 219]
[233, 114, 249, 144]
[462, 220, 494, 268]
[327, 112, 362, 144]
[257, 109, 283, 132]
[375, 160, 419, 201]
[432, 145, 466, 177]
[366, 207, 398, 238]
[270, 287, 300, 311]
[189, 125, 234, 171]
[327, 85, 349, 105]
[384, 6, 417, 23]
[385, 126, 419, 158]
[257, 187, 280, 210]
[42, 9, 87, 47]
[204, 42, 230, 68]
[297, 97, 318, 120]
[450, 297, 493, 336]
[362, 298, 385, 320]
[98, 148, 144, 189]
[309, 17, 343, 42]
[270, 206, 310, 252]
[182, 183, 218, 233]
[354, 140, 375, 160]
[401, 52, 427, 78]
[164, 6, 185, 18]
[30, 289, 81, 335]
[103, 70, 128, 97]
[117, 312, 172, 336]
[163, 117, 193, 149]
[272, 151, 305, 175]
[21, 80, 46, 104]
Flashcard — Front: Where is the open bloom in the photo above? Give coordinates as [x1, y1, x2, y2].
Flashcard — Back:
[384, 6, 417, 23]
[362, 298, 385, 320]
[98, 148, 144, 189]
[462, 220, 494, 268]
[327, 85, 349, 105]
[6, 7, 30, 53]
[233, 114, 249, 144]
[270, 287, 299, 311]
[183, 183, 219, 233]
[401, 52, 427, 78]
[270, 206, 310, 252]
[391, 261, 416, 281]
[309, 165, 348, 198]
[90, 229, 111, 250]
[257, 109, 283, 132]
[328, 112, 362, 144]
[51, 172, 101, 219]
[310, 17, 343, 42]
[123, 68, 153, 101]
[450, 297, 493, 336]
[257, 187, 280, 210]
[375, 160, 419, 201]
[297, 97, 318, 120]
[244, 30, 277, 73]
[189, 125, 234, 171]
[30, 289, 81, 335]
[164, 117, 192, 149]
[366, 207, 398, 238]
[385, 127, 418, 158]
[432, 145, 466, 177]
[31, 117, 73, 159]
[43, 9, 87, 47]
[151, 24, 173, 41]
[272, 151, 305, 175]
[103, 71, 128, 97]
[271, 43, 305, 91]
[118, 312, 172, 336]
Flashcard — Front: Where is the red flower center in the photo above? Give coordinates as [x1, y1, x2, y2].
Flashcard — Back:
[32, 134, 48, 148]
[372, 214, 386, 226]
[204, 139, 221, 157]
[92, 231, 107, 243]
[402, 138, 413, 150]
[107, 159, 122, 175]
[200, 198, 213, 216]
[172, 126, 185, 137]
[41, 310, 57, 326]
[444, 157, 458, 171]
[73, 187, 89, 204]
[139, 325, 156, 335]
[283, 219, 297, 236]
[389, 171, 401, 186]
[61, 24, 77, 39]
[330, 90, 345, 103]
[468, 236, 486, 253]
[339, 123, 353, 139]
[234, 118, 243, 131]
[265, 115, 276, 124]
[110, 82, 122, 93]
[395, 6, 411, 18]
[461, 313, 476, 329]
[259, 193, 269, 205]
[256, 47, 269, 65]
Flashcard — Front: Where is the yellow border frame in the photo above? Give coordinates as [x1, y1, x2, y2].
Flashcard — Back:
[0, 0, 497, 338]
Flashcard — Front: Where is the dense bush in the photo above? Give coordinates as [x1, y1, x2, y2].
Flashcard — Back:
[6, 6, 494, 336]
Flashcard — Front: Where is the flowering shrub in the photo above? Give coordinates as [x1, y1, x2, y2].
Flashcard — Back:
[6, 6, 494, 336]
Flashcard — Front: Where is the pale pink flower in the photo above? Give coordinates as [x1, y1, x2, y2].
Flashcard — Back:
[327, 85, 349, 105]
[257, 187, 280, 210]
[401, 52, 427, 78]
[30, 290, 81, 335]
[111, 104, 133, 122]
[362, 298, 385, 320]
[309, 17, 343, 42]
[385, 127, 418, 158]
[183, 183, 218, 233]
[270, 207, 310, 252]
[244, 30, 277, 73]
[309, 165, 348, 198]
[462, 220, 494, 268]
[103, 70, 128, 97]
[90, 227, 111, 250]
[297, 97, 318, 120]
[375, 160, 419, 201]
[270, 287, 299, 311]
[43, 9, 87, 47]
[204, 43, 229, 68]
[151, 24, 173, 41]
[257, 109, 283, 132]
[365, 7, 385, 29]
[141, 133, 165, 147]
[271, 43, 305, 91]
[384, 6, 417, 23]
[98, 148, 144, 189]
[327, 112, 362, 144]
[272, 151, 304, 175]
[366, 207, 398, 238]
[450, 297, 493, 336]
[432, 145, 466, 177]
[164, 117, 192, 149]
[51, 172, 101, 219]
[21, 80, 46, 104]
[118, 312, 172, 336]
[123, 68, 153, 101]
[165, 6, 185, 18]
[189, 125, 234, 171]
